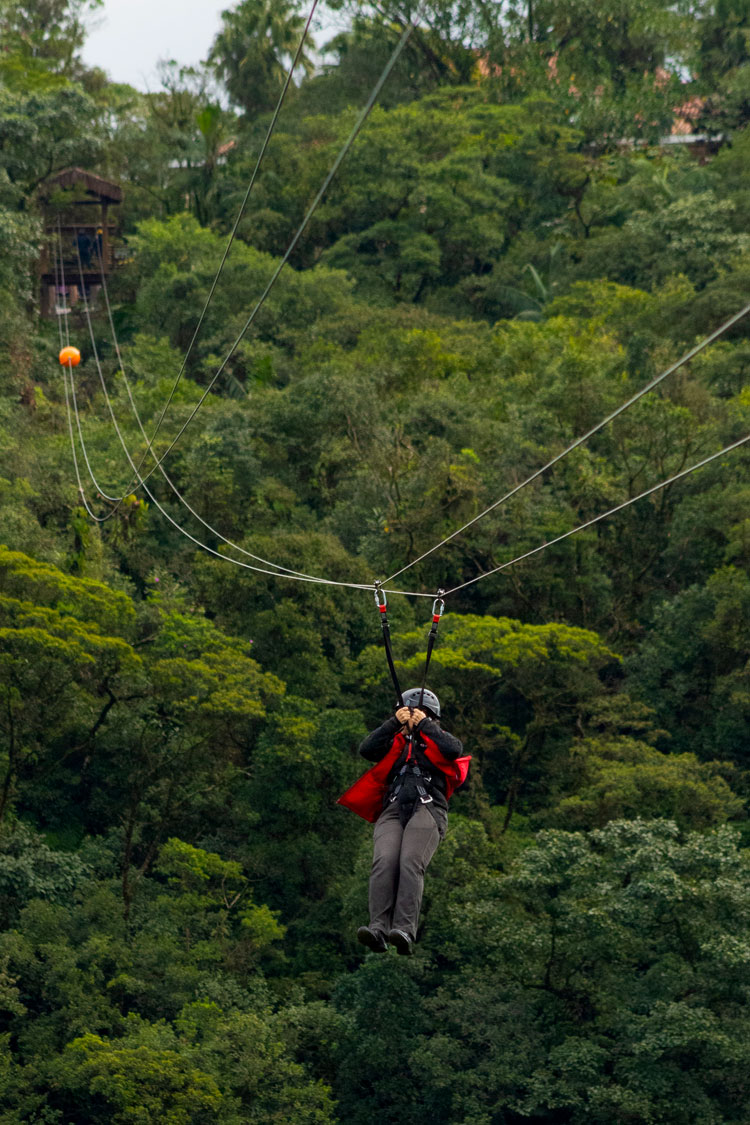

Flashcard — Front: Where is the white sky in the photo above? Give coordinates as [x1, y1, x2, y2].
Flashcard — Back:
[81, 0, 345, 91]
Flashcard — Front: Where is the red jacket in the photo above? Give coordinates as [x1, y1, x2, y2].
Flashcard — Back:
[338, 728, 471, 823]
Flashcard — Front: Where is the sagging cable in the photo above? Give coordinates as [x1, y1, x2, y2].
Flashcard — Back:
[384, 300, 750, 586]
[112, 0, 321, 485]
[112, 17, 417, 491]
[444, 434, 750, 595]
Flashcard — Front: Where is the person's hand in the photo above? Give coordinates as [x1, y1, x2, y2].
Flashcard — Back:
[395, 706, 412, 726]
[410, 708, 427, 726]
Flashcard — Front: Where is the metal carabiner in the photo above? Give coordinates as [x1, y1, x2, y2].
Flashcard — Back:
[374, 582, 387, 611]
[432, 589, 446, 623]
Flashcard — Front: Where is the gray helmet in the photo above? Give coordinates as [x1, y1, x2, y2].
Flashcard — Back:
[401, 687, 440, 717]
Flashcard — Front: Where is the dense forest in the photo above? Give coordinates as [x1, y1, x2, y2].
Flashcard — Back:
[2, 0, 750, 1120]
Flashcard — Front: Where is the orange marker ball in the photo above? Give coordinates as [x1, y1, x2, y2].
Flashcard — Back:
[59, 346, 81, 367]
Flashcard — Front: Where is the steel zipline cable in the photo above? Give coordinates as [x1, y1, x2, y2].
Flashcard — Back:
[58, 5, 412, 547]
[63, 192, 750, 601]
[63, 221, 437, 595]
[53, 226, 66, 352]
[57, 14, 436, 595]
[64, 271, 434, 595]
[120, 0, 321, 486]
[59, 228, 153, 522]
[107, 17, 417, 495]
[65, 226, 750, 602]
[76, 238, 373, 584]
[65, 270, 750, 599]
[55, 10, 750, 606]
[56, 0, 320, 514]
[443, 432, 750, 595]
[55, 234, 115, 525]
[383, 299, 750, 585]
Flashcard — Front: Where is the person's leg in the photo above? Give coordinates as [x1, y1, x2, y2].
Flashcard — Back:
[390, 805, 440, 944]
[368, 803, 404, 937]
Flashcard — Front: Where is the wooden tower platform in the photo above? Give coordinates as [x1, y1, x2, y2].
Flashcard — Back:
[39, 168, 123, 317]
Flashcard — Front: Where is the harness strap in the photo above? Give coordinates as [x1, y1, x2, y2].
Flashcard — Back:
[418, 591, 445, 710]
[374, 586, 447, 798]
[388, 734, 438, 805]
[374, 583, 404, 707]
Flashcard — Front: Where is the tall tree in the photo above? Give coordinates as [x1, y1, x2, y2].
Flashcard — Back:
[209, 0, 315, 117]
[691, 0, 750, 129]
[0, 0, 103, 76]
[325, 0, 495, 85]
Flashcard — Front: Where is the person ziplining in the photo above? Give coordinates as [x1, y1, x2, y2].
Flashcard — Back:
[351, 688, 466, 955]
[59, 277, 750, 958]
[338, 592, 470, 955]
[50, 0, 750, 967]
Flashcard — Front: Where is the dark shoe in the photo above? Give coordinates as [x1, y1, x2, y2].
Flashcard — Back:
[387, 929, 413, 956]
[357, 926, 387, 953]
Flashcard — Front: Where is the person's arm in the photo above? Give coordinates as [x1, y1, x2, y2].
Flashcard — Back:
[416, 718, 463, 760]
[359, 715, 402, 762]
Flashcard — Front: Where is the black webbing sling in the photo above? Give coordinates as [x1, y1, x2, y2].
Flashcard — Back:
[374, 582, 404, 707]
[418, 590, 445, 710]
[373, 585, 447, 709]
[374, 585, 447, 806]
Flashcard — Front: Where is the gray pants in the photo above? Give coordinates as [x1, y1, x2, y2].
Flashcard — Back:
[369, 802, 441, 942]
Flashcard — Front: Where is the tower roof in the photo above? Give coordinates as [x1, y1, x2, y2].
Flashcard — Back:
[42, 167, 123, 205]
